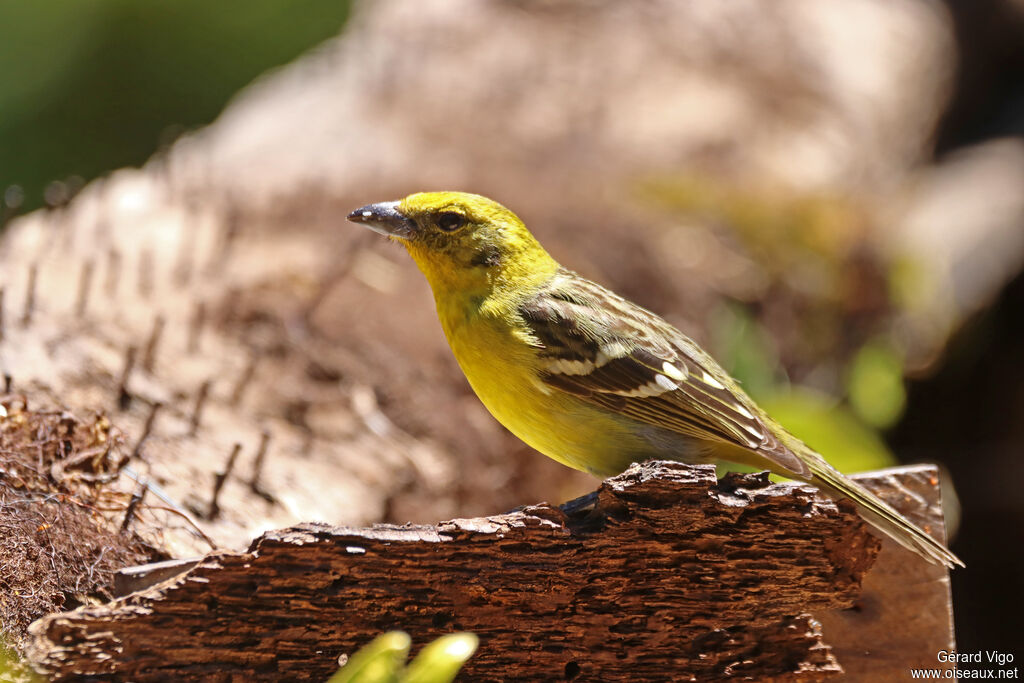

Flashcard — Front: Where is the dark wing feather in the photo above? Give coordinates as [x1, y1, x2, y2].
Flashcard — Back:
[520, 269, 810, 478]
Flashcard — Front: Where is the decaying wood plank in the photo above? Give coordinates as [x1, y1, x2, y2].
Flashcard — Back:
[820, 465, 957, 681]
[25, 461, 955, 682]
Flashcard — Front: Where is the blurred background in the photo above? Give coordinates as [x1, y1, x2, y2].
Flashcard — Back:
[1, 0, 1022, 661]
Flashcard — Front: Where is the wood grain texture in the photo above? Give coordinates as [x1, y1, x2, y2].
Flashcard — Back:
[820, 465, 956, 681]
[25, 461, 955, 682]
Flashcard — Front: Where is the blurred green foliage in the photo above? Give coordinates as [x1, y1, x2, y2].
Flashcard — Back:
[708, 303, 781, 400]
[712, 305, 897, 475]
[329, 632, 478, 683]
[643, 174, 907, 474]
[757, 389, 895, 473]
[846, 339, 906, 429]
[712, 303, 896, 475]
[0, 1, 351, 212]
[1, 638, 39, 682]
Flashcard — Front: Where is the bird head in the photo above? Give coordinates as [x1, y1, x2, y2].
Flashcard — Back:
[348, 191, 559, 299]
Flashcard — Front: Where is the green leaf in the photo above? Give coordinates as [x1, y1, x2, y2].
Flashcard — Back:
[403, 633, 479, 683]
[846, 340, 906, 429]
[328, 631, 411, 683]
[758, 387, 896, 474]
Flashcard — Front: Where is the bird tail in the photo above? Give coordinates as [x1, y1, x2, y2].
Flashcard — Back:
[804, 457, 964, 569]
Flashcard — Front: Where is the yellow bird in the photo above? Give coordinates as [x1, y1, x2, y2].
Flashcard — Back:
[348, 191, 963, 569]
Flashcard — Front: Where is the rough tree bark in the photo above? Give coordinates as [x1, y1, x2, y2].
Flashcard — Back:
[26, 461, 955, 682]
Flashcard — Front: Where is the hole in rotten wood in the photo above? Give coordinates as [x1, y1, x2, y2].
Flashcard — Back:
[305, 360, 342, 383]
[431, 612, 453, 628]
[609, 618, 643, 634]
[564, 661, 581, 679]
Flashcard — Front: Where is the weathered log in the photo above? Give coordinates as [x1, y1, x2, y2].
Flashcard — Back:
[25, 461, 954, 681]
[819, 465, 956, 681]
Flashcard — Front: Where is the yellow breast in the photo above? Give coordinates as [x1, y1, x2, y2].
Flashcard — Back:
[437, 300, 655, 476]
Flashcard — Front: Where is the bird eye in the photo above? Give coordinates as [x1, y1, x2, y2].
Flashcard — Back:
[436, 212, 466, 232]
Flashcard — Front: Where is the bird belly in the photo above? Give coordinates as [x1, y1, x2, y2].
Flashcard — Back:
[475, 377, 650, 475]
[445, 317, 701, 476]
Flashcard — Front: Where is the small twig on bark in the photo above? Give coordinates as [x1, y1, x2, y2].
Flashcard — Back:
[122, 466, 217, 550]
[117, 346, 138, 411]
[189, 379, 212, 436]
[208, 442, 242, 520]
[248, 429, 275, 503]
[130, 402, 163, 462]
[21, 263, 37, 327]
[121, 482, 149, 531]
[230, 353, 260, 406]
[141, 315, 166, 373]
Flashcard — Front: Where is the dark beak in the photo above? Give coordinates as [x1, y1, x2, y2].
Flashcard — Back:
[347, 201, 416, 239]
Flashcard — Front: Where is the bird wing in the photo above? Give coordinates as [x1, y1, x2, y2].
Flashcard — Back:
[519, 270, 810, 478]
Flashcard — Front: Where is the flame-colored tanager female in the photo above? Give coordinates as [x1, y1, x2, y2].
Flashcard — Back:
[348, 191, 962, 569]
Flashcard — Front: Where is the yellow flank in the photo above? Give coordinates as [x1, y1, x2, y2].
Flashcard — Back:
[441, 297, 657, 475]
[347, 191, 964, 569]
